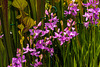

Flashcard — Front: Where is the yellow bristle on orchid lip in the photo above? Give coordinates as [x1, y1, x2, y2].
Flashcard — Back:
[44, 37, 47, 42]
[53, 13, 56, 17]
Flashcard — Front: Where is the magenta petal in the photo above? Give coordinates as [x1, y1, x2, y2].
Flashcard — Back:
[45, 10, 49, 15]
[37, 21, 42, 27]
[84, 22, 89, 28]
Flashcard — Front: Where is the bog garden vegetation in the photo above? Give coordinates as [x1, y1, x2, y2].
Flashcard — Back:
[0, 0, 100, 67]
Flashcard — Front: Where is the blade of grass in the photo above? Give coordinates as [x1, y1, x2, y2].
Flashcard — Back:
[15, 10, 20, 48]
[0, 38, 8, 67]
[74, 56, 77, 67]
[9, 3, 18, 55]
[37, 0, 45, 23]
[1, 0, 13, 63]
[29, 0, 37, 20]
[61, 0, 64, 20]
[77, 0, 83, 23]
[55, 0, 61, 19]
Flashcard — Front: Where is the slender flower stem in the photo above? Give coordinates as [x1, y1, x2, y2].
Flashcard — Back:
[49, 54, 50, 67]
[48, 30, 51, 67]
[93, 24, 95, 67]
[21, 29, 23, 65]
[61, 0, 64, 20]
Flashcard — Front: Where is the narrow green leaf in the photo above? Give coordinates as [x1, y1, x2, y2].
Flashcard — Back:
[99, 62, 100, 67]
[74, 56, 77, 67]
[37, 0, 45, 23]
[77, 0, 83, 23]
[0, 39, 4, 67]
[0, 39, 4, 53]
[2, 0, 13, 63]
[0, 38, 8, 67]
[29, 0, 37, 20]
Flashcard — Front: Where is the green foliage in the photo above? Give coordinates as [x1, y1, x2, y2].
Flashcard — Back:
[1, 0, 100, 67]
[22, 17, 36, 33]
[16, 14, 22, 19]
[0, 39, 7, 67]
[1, 0, 13, 63]
[18, 24, 24, 32]
[12, 0, 28, 10]
[23, 17, 36, 28]
[0, 39, 5, 55]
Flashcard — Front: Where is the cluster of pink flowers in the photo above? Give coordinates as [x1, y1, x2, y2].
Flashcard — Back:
[64, 0, 79, 16]
[82, 0, 100, 28]
[30, 59, 42, 67]
[8, 7, 79, 67]
[53, 19, 78, 45]
[23, 44, 43, 67]
[8, 49, 26, 67]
